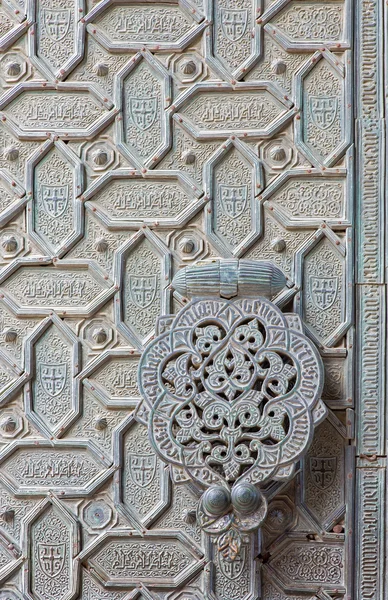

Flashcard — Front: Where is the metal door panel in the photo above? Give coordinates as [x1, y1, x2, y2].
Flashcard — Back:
[0, 0, 383, 598]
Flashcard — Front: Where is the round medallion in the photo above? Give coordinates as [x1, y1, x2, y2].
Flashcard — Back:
[231, 483, 261, 514]
[202, 486, 231, 516]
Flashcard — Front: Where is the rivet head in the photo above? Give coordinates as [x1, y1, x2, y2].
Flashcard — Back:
[92, 148, 109, 166]
[3, 328, 17, 342]
[268, 506, 286, 524]
[91, 327, 107, 344]
[202, 485, 231, 516]
[4, 146, 19, 161]
[2, 235, 18, 252]
[0, 415, 17, 433]
[271, 237, 286, 252]
[181, 60, 197, 75]
[94, 416, 108, 431]
[271, 59, 287, 75]
[182, 508, 197, 524]
[94, 238, 108, 252]
[94, 62, 109, 76]
[181, 149, 196, 165]
[231, 482, 261, 514]
[270, 146, 286, 161]
[6, 61, 21, 76]
[179, 237, 195, 254]
[2, 508, 15, 523]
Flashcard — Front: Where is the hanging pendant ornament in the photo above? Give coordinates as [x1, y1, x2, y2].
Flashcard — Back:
[139, 259, 325, 560]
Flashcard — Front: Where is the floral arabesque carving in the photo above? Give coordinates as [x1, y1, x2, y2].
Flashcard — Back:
[139, 297, 326, 558]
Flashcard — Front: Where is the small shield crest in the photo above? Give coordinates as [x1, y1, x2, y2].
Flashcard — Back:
[309, 96, 338, 130]
[38, 543, 66, 578]
[42, 9, 71, 42]
[220, 9, 248, 42]
[309, 457, 337, 490]
[128, 453, 157, 488]
[310, 276, 338, 310]
[41, 184, 69, 218]
[39, 363, 67, 397]
[219, 547, 246, 580]
[128, 275, 157, 309]
[128, 97, 157, 131]
[220, 184, 248, 219]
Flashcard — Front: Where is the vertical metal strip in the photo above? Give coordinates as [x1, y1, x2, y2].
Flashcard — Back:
[355, 0, 386, 594]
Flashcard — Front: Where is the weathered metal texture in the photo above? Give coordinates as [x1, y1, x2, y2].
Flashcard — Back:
[0, 0, 378, 598]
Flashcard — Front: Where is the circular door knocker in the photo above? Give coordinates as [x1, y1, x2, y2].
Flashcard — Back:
[139, 260, 325, 561]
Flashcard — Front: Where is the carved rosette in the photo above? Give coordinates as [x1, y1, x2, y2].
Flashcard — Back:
[139, 295, 326, 558]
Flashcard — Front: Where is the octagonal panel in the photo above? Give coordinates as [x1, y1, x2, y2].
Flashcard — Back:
[295, 51, 350, 167]
[301, 415, 345, 528]
[24, 313, 81, 438]
[28, 0, 85, 80]
[267, 538, 344, 591]
[114, 416, 170, 528]
[173, 82, 294, 139]
[83, 169, 203, 229]
[269, 0, 349, 49]
[0, 84, 115, 139]
[205, 0, 262, 81]
[114, 229, 170, 348]
[206, 534, 259, 600]
[115, 52, 171, 169]
[204, 137, 263, 256]
[82, 497, 114, 531]
[26, 139, 84, 258]
[0, 259, 115, 317]
[0, 51, 29, 85]
[295, 226, 351, 347]
[82, 530, 205, 588]
[0, 440, 112, 496]
[262, 168, 350, 228]
[87, 2, 207, 51]
[22, 495, 79, 600]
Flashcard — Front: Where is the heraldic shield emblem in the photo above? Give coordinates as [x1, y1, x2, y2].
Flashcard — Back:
[220, 9, 248, 42]
[310, 276, 338, 310]
[220, 184, 248, 219]
[38, 543, 66, 578]
[41, 184, 69, 219]
[128, 453, 157, 488]
[39, 363, 67, 397]
[219, 547, 247, 580]
[128, 97, 157, 131]
[42, 9, 71, 42]
[128, 275, 157, 309]
[309, 96, 338, 130]
[309, 457, 337, 490]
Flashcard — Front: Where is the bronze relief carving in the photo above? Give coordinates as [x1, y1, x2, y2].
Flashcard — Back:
[0, 0, 381, 597]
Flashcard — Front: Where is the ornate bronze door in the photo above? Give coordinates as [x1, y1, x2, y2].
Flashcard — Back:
[0, 0, 382, 598]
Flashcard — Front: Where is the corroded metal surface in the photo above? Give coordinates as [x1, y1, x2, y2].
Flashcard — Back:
[0, 0, 380, 598]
